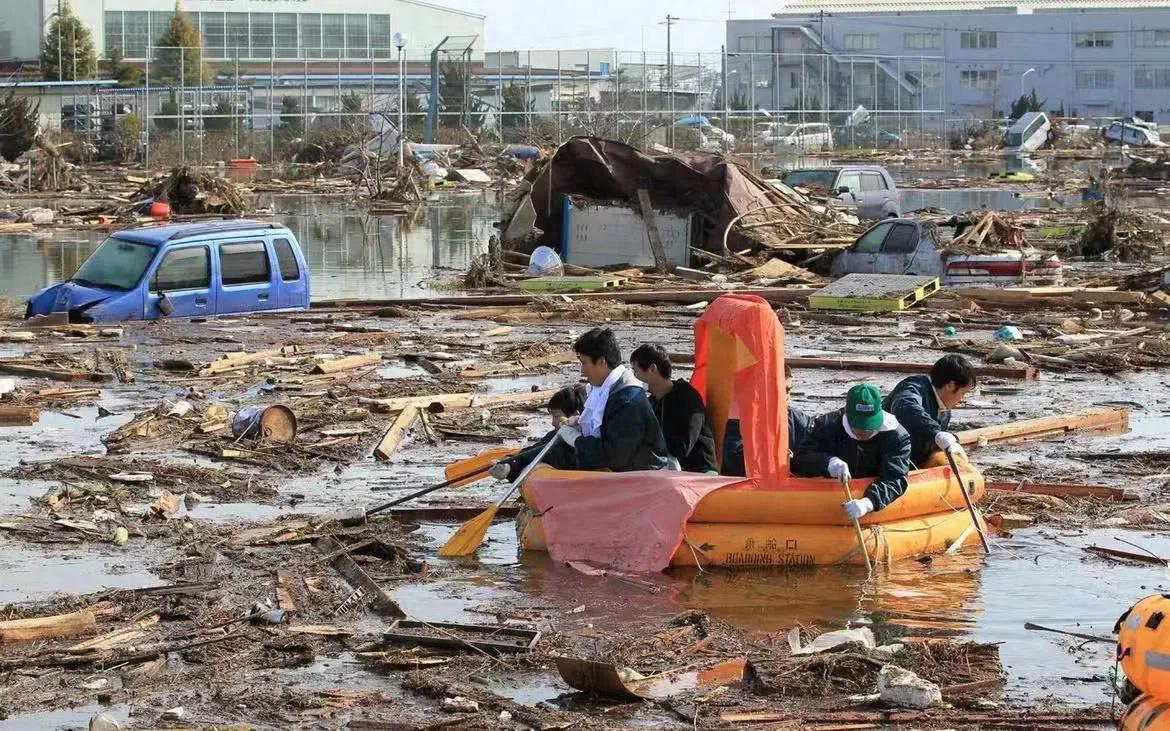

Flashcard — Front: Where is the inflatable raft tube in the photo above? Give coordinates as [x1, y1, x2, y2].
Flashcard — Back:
[1121, 695, 1170, 730]
[519, 504, 984, 567]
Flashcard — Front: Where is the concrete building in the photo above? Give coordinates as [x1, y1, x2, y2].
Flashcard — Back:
[726, 1, 1170, 123]
[2, 0, 483, 66]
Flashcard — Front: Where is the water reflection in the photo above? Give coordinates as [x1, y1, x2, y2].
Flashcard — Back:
[0, 191, 500, 301]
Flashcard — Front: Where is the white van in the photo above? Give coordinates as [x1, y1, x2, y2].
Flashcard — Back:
[756, 122, 833, 151]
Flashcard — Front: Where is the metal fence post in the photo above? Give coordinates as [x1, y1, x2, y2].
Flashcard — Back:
[556, 50, 562, 145]
[145, 45, 151, 170]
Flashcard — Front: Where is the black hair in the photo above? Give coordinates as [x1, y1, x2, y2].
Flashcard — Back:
[573, 327, 621, 368]
[931, 354, 977, 390]
[630, 343, 672, 379]
[547, 384, 587, 416]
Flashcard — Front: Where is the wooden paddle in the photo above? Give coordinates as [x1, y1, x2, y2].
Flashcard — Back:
[841, 474, 873, 574]
[944, 449, 991, 554]
[438, 433, 562, 557]
[444, 447, 518, 488]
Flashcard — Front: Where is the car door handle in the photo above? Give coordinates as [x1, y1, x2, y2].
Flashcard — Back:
[257, 293, 269, 301]
[194, 297, 208, 306]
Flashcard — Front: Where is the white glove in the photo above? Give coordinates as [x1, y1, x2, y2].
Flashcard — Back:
[935, 431, 966, 457]
[488, 462, 510, 480]
[843, 497, 875, 521]
[557, 425, 580, 448]
[827, 457, 851, 482]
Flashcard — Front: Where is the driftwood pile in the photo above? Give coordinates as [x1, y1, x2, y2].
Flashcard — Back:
[135, 166, 251, 215]
[0, 136, 89, 192]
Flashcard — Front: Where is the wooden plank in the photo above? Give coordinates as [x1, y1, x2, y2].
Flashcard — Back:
[957, 408, 1129, 447]
[68, 614, 159, 652]
[637, 188, 669, 274]
[373, 405, 419, 461]
[0, 406, 40, 426]
[312, 353, 382, 375]
[0, 362, 112, 384]
[459, 350, 576, 379]
[364, 388, 559, 414]
[314, 288, 816, 311]
[986, 481, 1135, 501]
[1083, 545, 1168, 566]
[199, 346, 301, 376]
[314, 537, 404, 618]
[482, 326, 514, 337]
[0, 610, 96, 644]
[787, 356, 1037, 381]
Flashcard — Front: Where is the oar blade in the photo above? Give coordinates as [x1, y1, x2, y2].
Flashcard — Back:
[445, 448, 517, 488]
[437, 505, 500, 557]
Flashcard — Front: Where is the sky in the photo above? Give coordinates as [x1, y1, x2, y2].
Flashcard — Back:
[437, 0, 781, 54]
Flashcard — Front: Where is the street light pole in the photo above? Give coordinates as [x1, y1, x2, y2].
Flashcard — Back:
[1021, 67, 1036, 99]
[56, 0, 63, 81]
[393, 32, 408, 170]
[665, 14, 677, 146]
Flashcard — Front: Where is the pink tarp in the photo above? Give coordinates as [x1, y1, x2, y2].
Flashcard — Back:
[527, 471, 747, 572]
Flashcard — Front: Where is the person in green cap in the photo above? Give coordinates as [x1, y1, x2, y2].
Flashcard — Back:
[791, 383, 913, 520]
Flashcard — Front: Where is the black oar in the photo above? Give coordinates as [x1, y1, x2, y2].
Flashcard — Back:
[365, 463, 499, 518]
[944, 449, 991, 554]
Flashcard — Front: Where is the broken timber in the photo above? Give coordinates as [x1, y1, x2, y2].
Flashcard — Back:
[667, 352, 1037, 380]
[313, 353, 382, 375]
[373, 405, 419, 461]
[957, 408, 1129, 446]
[986, 481, 1135, 501]
[363, 388, 559, 413]
[0, 406, 40, 426]
[314, 537, 404, 618]
[314, 288, 816, 311]
[0, 610, 96, 644]
[0, 362, 112, 384]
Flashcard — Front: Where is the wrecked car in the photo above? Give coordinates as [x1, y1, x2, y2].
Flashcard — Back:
[25, 220, 310, 323]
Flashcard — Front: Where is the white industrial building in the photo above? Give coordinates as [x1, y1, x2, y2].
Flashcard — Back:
[1, 0, 483, 64]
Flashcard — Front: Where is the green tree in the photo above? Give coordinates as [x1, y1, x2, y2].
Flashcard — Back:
[155, 89, 178, 132]
[110, 114, 144, 162]
[205, 99, 232, 131]
[340, 90, 363, 132]
[439, 62, 484, 130]
[40, 1, 97, 81]
[1009, 89, 1045, 120]
[501, 83, 532, 130]
[106, 46, 143, 87]
[0, 90, 40, 161]
[279, 96, 303, 136]
[153, 1, 213, 85]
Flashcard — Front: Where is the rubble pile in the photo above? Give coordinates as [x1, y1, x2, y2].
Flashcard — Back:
[135, 166, 252, 215]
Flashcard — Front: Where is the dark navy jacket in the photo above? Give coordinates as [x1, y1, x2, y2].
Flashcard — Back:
[721, 407, 811, 477]
[883, 375, 950, 467]
[504, 372, 668, 477]
[790, 409, 912, 511]
[651, 379, 717, 473]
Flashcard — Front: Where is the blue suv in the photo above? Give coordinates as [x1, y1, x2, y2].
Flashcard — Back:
[26, 220, 310, 323]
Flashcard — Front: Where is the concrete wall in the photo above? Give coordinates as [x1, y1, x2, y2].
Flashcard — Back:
[6, 0, 483, 64]
[726, 8, 1170, 122]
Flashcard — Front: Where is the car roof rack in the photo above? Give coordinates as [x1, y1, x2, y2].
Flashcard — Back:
[167, 220, 283, 241]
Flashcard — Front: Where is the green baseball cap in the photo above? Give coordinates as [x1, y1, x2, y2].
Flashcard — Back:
[846, 383, 883, 432]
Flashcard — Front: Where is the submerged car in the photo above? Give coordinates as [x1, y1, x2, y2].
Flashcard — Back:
[1102, 121, 1167, 148]
[782, 165, 901, 219]
[830, 218, 1062, 286]
[26, 220, 310, 323]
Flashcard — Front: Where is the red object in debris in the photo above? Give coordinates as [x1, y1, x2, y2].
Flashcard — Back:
[149, 201, 171, 219]
[228, 157, 259, 168]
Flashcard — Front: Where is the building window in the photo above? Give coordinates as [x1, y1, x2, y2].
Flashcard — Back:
[737, 36, 769, 52]
[960, 69, 997, 90]
[1075, 69, 1114, 89]
[105, 11, 123, 57]
[226, 12, 249, 57]
[151, 11, 174, 49]
[1137, 30, 1170, 48]
[322, 14, 344, 54]
[1075, 32, 1113, 48]
[1135, 68, 1170, 89]
[202, 12, 225, 59]
[960, 31, 997, 49]
[904, 32, 940, 50]
[250, 13, 273, 58]
[301, 14, 322, 58]
[371, 15, 392, 57]
[844, 33, 878, 51]
[345, 14, 368, 58]
[275, 14, 298, 59]
[123, 11, 149, 58]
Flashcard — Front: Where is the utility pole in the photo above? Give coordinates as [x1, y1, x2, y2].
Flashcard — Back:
[666, 14, 678, 145]
[56, 0, 63, 82]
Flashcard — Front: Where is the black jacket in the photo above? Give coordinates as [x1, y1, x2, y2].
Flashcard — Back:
[721, 407, 812, 478]
[884, 375, 951, 467]
[651, 379, 717, 473]
[504, 372, 669, 477]
[791, 409, 912, 511]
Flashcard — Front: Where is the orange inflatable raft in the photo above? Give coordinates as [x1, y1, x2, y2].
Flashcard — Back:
[516, 294, 987, 568]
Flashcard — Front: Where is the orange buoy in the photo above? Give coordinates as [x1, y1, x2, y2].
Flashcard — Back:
[1119, 594, 1170, 700]
[148, 201, 171, 219]
[1121, 695, 1170, 730]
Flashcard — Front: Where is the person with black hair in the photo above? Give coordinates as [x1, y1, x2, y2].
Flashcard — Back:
[630, 344, 717, 473]
[883, 354, 977, 466]
[722, 362, 811, 476]
[490, 384, 587, 480]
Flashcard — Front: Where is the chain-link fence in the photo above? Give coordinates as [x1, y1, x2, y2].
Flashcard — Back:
[39, 47, 1144, 167]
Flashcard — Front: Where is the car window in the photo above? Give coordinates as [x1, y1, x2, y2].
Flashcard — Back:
[860, 173, 886, 192]
[273, 238, 300, 282]
[220, 241, 271, 286]
[837, 172, 862, 195]
[153, 246, 209, 292]
[855, 222, 892, 252]
[881, 224, 919, 254]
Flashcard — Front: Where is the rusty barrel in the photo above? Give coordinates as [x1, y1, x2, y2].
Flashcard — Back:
[231, 405, 297, 443]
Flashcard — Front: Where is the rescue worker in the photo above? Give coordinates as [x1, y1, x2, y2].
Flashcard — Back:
[792, 383, 912, 520]
[629, 344, 717, 473]
[884, 354, 976, 466]
[489, 384, 586, 480]
[722, 362, 810, 476]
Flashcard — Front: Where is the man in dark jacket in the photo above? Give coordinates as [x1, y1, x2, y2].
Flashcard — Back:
[884, 355, 976, 467]
[792, 383, 912, 520]
[723, 362, 810, 476]
[629, 344, 717, 473]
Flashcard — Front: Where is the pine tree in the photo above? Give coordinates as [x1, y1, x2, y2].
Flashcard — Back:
[40, 1, 98, 81]
[0, 90, 40, 161]
[279, 96, 303, 135]
[107, 46, 143, 87]
[153, 1, 213, 85]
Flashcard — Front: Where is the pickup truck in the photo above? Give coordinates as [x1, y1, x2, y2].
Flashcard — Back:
[781, 165, 900, 219]
[25, 220, 311, 323]
[829, 217, 1062, 286]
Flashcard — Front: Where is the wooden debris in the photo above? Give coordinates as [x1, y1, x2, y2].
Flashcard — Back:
[363, 388, 558, 414]
[957, 408, 1129, 446]
[373, 405, 419, 461]
[0, 610, 96, 644]
[312, 353, 382, 375]
[0, 405, 39, 426]
[986, 481, 1135, 501]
